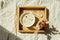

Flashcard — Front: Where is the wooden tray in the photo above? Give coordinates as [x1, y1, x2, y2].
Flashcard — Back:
[16, 6, 48, 33]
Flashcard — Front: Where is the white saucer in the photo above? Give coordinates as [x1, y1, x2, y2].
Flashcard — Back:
[20, 12, 35, 27]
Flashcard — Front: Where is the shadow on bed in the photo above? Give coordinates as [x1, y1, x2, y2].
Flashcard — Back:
[0, 25, 22, 40]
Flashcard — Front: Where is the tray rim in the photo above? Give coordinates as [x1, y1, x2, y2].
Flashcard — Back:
[16, 6, 47, 33]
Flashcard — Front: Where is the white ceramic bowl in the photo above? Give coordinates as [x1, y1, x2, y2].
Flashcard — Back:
[20, 12, 35, 27]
